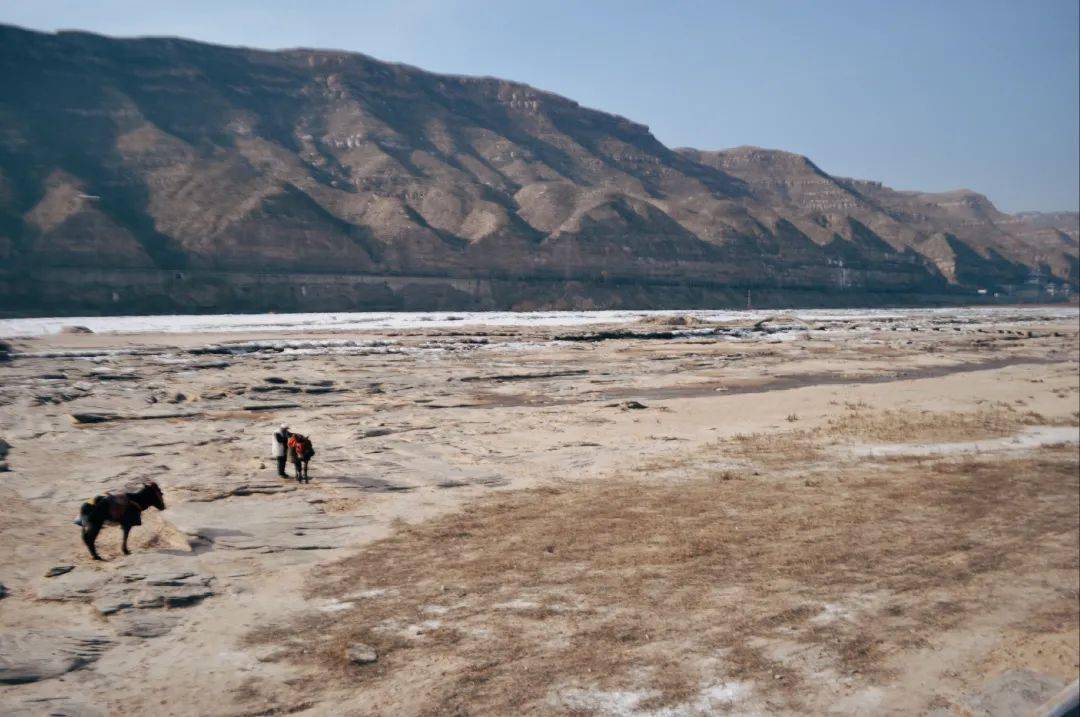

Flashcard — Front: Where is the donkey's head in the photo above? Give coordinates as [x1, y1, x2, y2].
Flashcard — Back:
[143, 480, 166, 511]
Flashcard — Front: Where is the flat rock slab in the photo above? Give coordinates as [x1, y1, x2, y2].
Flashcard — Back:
[1, 697, 106, 717]
[91, 580, 213, 615]
[253, 638, 306, 663]
[0, 629, 112, 684]
[89, 371, 139, 381]
[36, 557, 214, 637]
[44, 565, 75, 578]
[190, 361, 230, 370]
[958, 669, 1065, 717]
[460, 369, 589, 382]
[110, 611, 184, 638]
[169, 498, 362, 553]
[241, 402, 300, 411]
[36, 571, 110, 601]
[69, 413, 119, 424]
[70, 411, 200, 424]
[184, 481, 298, 502]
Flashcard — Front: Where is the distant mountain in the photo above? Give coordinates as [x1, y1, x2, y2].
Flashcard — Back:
[1004, 211, 1079, 257]
[678, 147, 1077, 286]
[0, 25, 1075, 316]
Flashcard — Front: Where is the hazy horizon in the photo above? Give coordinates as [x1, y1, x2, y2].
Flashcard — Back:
[2, 0, 1077, 213]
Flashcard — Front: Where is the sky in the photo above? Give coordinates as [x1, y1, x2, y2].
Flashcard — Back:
[2, 0, 1077, 212]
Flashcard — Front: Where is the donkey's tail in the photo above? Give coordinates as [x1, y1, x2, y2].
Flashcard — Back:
[75, 496, 100, 526]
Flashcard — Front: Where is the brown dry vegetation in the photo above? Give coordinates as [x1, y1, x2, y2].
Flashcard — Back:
[248, 410, 1080, 716]
[721, 405, 1073, 468]
[822, 404, 1074, 443]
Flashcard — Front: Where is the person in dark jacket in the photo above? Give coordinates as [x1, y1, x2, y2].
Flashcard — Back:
[272, 424, 291, 478]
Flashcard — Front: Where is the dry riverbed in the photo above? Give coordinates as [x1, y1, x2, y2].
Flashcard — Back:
[0, 310, 1077, 716]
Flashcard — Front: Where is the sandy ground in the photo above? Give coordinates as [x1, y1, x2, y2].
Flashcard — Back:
[0, 311, 1077, 716]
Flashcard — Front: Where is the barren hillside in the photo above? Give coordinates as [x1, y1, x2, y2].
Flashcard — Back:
[0, 25, 1075, 315]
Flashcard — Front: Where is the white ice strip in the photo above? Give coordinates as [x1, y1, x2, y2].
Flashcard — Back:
[1, 306, 1076, 338]
[851, 426, 1079, 458]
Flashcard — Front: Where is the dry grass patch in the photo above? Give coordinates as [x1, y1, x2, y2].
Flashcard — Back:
[725, 429, 824, 467]
[247, 443, 1078, 715]
[720, 406, 1068, 472]
[822, 405, 1066, 443]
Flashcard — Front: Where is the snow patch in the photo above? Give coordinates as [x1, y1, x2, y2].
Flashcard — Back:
[317, 599, 355, 613]
[810, 603, 854, 625]
[851, 425, 1079, 458]
[554, 680, 752, 716]
[345, 588, 389, 599]
[492, 599, 541, 611]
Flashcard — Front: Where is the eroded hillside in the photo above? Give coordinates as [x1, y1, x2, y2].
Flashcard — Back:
[0, 25, 1075, 314]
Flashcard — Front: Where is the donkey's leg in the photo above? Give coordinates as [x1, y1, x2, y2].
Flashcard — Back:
[83, 523, 103, 560]
[121, 524, 132, 555]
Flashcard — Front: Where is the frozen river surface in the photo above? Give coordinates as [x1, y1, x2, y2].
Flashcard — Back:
[1, 306, 1077, 337]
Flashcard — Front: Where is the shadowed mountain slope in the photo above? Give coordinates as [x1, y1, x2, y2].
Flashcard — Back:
[0, 25, 1074, 315]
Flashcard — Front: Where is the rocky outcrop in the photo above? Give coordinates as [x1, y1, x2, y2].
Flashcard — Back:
[0, 630, 112, 684]
[35, 557, 215, 638]
[0, 25, 1074, 316]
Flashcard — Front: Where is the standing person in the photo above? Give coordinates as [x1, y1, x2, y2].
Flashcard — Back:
[272, 424, 291, 478]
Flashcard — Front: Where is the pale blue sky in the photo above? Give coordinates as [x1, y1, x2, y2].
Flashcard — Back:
[3, 0, 1077, 212]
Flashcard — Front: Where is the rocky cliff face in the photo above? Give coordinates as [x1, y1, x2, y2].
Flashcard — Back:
[0, 25, 1075, 315]
[678, 147, 1078, 287]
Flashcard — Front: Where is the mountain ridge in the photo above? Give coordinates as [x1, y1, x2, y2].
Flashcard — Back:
[0, 24, 1075, 316]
